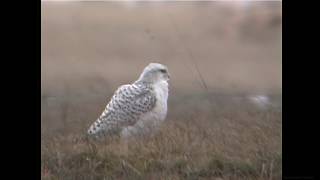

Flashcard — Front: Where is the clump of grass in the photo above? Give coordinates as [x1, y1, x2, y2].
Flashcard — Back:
[41, 94, 281, 180]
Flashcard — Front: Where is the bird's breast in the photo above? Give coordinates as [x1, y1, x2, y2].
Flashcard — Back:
[152, 81, 168, 121]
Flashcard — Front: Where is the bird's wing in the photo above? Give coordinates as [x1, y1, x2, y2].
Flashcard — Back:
[88, 83, 156, 136]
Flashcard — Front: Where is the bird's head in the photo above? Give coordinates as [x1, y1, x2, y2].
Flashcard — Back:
[137, 63, 170, 83]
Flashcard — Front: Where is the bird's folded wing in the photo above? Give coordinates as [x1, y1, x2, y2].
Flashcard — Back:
[88, 83, 156, 135]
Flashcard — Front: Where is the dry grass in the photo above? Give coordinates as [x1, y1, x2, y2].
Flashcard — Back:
[41, 96, 282, 180]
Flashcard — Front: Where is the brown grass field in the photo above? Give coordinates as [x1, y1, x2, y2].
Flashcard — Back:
[41, 2, 282, 179]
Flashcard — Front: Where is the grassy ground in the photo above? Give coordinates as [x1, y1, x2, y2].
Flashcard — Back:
[41, 94, 282, 180]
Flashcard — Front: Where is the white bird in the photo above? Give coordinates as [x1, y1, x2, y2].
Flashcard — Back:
[88, 63, 170, 139]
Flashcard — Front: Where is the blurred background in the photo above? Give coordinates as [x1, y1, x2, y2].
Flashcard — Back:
[41, 2, 282, 179]
[41, 1, 281, 136]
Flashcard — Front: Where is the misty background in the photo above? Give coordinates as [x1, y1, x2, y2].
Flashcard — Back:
[41, 1, 282, 136]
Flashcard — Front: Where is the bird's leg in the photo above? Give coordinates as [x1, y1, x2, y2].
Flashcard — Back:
[119, 127, 135, 156]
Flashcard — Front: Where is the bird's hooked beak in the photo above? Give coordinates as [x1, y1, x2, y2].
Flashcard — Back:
[167, 72, 170, 80]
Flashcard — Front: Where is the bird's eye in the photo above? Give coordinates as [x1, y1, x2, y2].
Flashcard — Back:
[160, 69, 167, 73]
